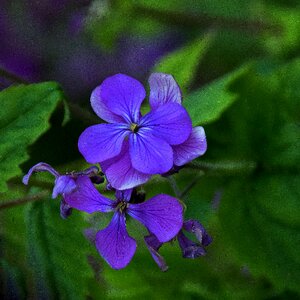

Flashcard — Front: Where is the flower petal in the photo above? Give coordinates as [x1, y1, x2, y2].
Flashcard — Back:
[183, 219, 212, 246]
[149, 73, 181, 109]
[91, 85, 124, 123]
[78, 123, 128, 163]
[60, 199, 73, 219]
[173, 126, 207, 166]
[129, 130, 173, 174]
[127, 194, 183, 242]
[144, 233, 168, 271]
[140, 103, 192, 145]
[177, 231, 206, 259]
[95, 212, 137, 269]
[64, 176, 114, 214]
[98, 74, 146, 123]
[115, 189, 133, 202]
[22, 162, 59, 185]
[101, 141, 151, 190]
[52, 175, 77, 198]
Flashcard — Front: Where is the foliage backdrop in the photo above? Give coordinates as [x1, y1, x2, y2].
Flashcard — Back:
[0, 0, 299, 299]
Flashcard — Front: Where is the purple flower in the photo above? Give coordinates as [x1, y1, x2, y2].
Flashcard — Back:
[79, 73, 207, 190]
[145, 219, 212, 270]
[22, 162, 103, 219]
[64, 177, 183, 269]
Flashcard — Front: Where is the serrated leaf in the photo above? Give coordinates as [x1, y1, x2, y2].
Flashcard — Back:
[153, 33, 214, 93]
[0, 82, 67, 192]
[183, 64, 251, 126]
[25, 200, 93, 300]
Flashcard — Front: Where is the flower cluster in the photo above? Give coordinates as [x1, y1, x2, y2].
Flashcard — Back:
[23, 73, 211, 270]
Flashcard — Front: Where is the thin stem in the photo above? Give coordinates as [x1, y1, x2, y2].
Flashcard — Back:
[0, 191, 48, 210]
[0, 67, 30, 84]
[186, 160, 257, 175]
[167, 176, 181, 198]
[179, 172, 204, 199]
[135, 6, 281, 35]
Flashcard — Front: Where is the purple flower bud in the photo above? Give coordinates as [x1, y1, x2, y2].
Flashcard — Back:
[144, 234, 168, 272]
[177, 231, 206, 259]
[60, 199, 73, 219]
[183, 220, 212, 247]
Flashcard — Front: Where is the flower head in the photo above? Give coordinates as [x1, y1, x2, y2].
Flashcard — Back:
[64, 177, 183, 269]
[79, 73, 207, 190]
[145, 219, 212, 270]
[22, 162, 103, 219]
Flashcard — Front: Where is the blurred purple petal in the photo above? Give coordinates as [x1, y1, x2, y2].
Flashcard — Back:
[91, 85, 124, 123]
[149, 73, 182, 109]
[129, 130, 173, 174]
[52, 175, 77, 198]
[22, 162, 60, 185]
[140, 103, 192, 145]
[177, 231, 206, 259]
[95, 212, 137, 270]
[98, 74, 146, 123]
[101, 141, 151, 190]
[144, 234, 168, 271]
[173, 126, 207, 166]
[115, 189, 133, 202]
[64, 176, 114, 213]
[127, 194, 183, 242]
[78, 123, 129, 163]
[60, 199, 73, 219]
[84, 228, 97, 244]
[183, 220, 212, 246]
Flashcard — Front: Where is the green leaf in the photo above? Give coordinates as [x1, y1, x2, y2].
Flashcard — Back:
[183, 63, 251, 125]
[206, 59, 300, 293]
[25, 200, 93, 300]
[153, 33, 214, 93]
[0, 82, 67, 192]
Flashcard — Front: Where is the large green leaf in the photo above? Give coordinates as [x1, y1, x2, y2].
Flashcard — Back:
[207, 59, 300, 293]
[25, 200, 93, 300]
[0, 82, 67, 192]
[153, 33, 214, 94]
[183, 64, 251, 126]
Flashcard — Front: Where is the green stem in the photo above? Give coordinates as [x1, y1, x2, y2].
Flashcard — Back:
[186, 160, 257, 175]
[0, 191, 48, 210]
[0, 67, 30, 84]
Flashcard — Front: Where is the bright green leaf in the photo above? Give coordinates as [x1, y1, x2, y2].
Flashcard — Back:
[153, 33, 214, 93]
[183, 63, 251, 125]
[0, 82, 67, 192]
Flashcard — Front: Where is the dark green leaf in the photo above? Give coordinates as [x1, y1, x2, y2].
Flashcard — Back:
[0, 82, 67, 192]
[25, 200, 93, 300]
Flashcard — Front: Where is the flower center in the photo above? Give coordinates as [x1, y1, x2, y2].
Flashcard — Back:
[130, 123, 139, 133]
[116, 201, 129, 213]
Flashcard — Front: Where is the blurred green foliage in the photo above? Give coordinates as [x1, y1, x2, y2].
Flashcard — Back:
[1, 0, 300, 299]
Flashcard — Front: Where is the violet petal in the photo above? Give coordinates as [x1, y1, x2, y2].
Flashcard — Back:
[95, 212, 137, 270]
[177, 231, 206, 259]
[140, 103, 192, 145]
[183, 220, 212, 246]
[78, 123, 129, 163]
[101, 141, 151, 190]
[144, 234, 168, 271]
[127, 194, 183, 242]
[149, 73, 181, 109]
[22, 162, 59, 185]
[52, 175, 77, 199]
[115, 189, 133, 202]
[64, 176, 114, 214]
[91, 85, 124, 123]
[173, 126, 207, 166]
[60, 199, 73, 219]
[129, 130, 173, 174]
[98, 74, 146, 124]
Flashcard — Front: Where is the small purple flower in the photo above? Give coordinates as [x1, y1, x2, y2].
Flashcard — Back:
[145, 219, 212, 270]
[22, 162, 103, 219]
[64, 177, 183, 269]
[78, 73, 207, 190]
